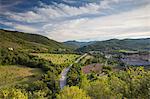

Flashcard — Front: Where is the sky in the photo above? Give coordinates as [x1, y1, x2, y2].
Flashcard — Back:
[0, 0, 150, 42]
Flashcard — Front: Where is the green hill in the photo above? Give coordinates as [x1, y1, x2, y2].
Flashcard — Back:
[76, 38, 150, 52]
[63, 40, 96, 49]
[0, 29, 71, 52]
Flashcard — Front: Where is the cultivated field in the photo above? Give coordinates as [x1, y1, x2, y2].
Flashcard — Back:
[82, 63, 102, 74]
[0, 65, 43, 87]
[32, 53, 80, 65]
[80, 55, 93, 64]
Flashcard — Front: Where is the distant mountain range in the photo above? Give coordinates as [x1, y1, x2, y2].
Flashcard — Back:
[64, 38, 150, 52]
[63, 40, 96, 49]
[0, 29, 71, 52]
[75, 38, 150, 52]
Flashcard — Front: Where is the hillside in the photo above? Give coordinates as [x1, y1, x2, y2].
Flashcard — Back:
[76, 38, 150, 52]
[63, 40, 96, 49]
[0, 29, 71, 52]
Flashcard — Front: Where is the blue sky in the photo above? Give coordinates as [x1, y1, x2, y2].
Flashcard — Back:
[0, 0, 150, 41]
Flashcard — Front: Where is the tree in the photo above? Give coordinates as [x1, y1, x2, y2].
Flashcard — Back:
[87, 77, 111, 99]
[80, 74, 90, 89]
[138, 71, 150, 98]
[109, 75, 126, 98]
[86, 76, 122, 99]
[56, 86, 90, 99]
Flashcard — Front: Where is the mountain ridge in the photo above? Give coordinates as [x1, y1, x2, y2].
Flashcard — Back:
[63, 40, 96, 49]
[75, 38, 150, 52]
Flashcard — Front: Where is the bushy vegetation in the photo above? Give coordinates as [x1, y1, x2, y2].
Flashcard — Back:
[67, 63, 82, 86]
[66, 64, 150, 99]
[56, 86, 90, 99]
[0, 88, 28, 99]
[84, 54, 106, 65]
[0, 49, 66, 98]
[65, 52, 150, 99]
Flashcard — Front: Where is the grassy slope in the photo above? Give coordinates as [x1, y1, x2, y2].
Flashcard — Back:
[0, 65, 43, 88]
[0, 29, 71, 52]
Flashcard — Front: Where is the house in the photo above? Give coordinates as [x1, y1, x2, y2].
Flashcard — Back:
[8, 48, 13, 51]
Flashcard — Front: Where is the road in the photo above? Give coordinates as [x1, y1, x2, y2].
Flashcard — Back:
[59, 53, 87, 89]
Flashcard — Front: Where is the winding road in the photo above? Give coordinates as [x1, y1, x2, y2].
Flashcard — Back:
[60, 53, 87, 89]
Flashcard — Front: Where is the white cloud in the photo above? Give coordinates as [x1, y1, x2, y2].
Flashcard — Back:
[4, 0, 119, 23]
[13, 24, 39, 33]
[1, 0, 150, 41]
[0, 20, 39, 33]
[44, 4, 150, 41]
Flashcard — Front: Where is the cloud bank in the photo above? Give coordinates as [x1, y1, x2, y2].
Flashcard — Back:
[0, 0, 150, 41]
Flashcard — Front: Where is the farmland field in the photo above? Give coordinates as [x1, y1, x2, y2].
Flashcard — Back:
[32, 53, 80, 65]
[0, 65, 43, 88]
[80, 55, 93, 64]
[82, 63, 102, 74]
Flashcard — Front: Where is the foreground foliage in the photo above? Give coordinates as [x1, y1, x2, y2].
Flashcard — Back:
[0, 49, 65, 98]
[56, 86, 90, 99]
[67, 64, 150, 99]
